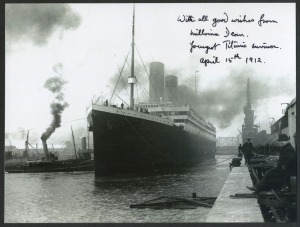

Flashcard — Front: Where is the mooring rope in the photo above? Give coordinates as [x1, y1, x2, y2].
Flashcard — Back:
[199, 155, 238, 167]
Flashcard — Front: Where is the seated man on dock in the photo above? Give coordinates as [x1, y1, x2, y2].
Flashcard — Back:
[246, 134, 297, 193]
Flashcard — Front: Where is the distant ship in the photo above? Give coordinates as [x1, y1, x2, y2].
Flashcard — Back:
[5, 130, 94, 173]
[87, 7, 216, 177]
[5, 158, 94, 173]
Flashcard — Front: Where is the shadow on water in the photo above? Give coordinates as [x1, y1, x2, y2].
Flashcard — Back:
[92, 155, 234, 198]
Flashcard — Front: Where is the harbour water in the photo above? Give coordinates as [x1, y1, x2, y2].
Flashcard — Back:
[5, 155, 234, 223]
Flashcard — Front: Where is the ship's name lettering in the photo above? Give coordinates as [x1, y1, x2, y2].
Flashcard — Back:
[223, 40, 247, 50]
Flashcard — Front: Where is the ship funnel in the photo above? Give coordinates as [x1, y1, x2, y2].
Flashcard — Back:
[42, 139, 49, 159]
[165, 75, 178, 104]
[149, 62, 165, 103]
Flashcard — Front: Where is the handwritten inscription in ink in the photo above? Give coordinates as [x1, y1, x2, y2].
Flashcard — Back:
[177, 12, 280, 66]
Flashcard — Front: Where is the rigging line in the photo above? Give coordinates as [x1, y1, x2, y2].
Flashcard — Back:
[140, 82, 149, 97]
[137, 84, 140, 103]
[136, 79, 148, 101]
[112, 75, 130, 105]
[136, 78, 149, 101]
[125, 56, 149, 98]
[127, 60, 139, 103]
[200, 155, 237, 167]
[119, 108, 180, 164]
[125, 58, 148, 102]
[114, 93, 129, 107]
[125, 56, 136, 96]
[135, 44, 160, 102]
[109, 46, 131, 104]
[118, 62, 130, 97]
[125, 58, 133, 98]
[138, 82, 148, 101]
[94, 96, 101, 105]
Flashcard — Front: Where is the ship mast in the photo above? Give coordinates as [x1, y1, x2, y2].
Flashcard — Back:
[128, 5, 137, 109]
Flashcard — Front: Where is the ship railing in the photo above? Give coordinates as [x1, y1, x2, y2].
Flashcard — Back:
[92, 102, 162, 117]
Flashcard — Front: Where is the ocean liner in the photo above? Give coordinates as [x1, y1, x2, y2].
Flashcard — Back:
[87, 7, 216, 177]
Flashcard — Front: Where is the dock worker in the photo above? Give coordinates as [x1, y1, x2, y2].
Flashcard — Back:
[242, 138, 254, 165]
[246, 134, 297, 193]
[121, 102, 124, 109]
[238, 144, 243, 157]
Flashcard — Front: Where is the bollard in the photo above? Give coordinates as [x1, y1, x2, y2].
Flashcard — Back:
[192, 193, 197, 198]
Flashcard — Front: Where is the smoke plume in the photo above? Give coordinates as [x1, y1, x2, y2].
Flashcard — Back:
[176, 68, 294, 128]
[5, 4, 81, 46]
[108, 62, 294, 129]
[41, 64, 69, 141]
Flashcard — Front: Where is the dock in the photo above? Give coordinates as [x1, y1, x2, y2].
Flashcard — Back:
[206, 166, 264, 222]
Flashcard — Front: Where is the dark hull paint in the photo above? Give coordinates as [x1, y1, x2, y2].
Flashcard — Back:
[90, 109, 216, 177]
[5, 159, 94, 173]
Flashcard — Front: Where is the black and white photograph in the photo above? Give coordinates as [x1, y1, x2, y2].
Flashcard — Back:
[4, 2, 297, 223]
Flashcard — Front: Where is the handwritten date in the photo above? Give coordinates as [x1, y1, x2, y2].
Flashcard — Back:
[200, 56, 220, 67]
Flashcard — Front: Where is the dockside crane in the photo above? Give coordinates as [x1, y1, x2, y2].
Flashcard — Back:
[71, 126, 78, 160]
[237, 129, 242, 135]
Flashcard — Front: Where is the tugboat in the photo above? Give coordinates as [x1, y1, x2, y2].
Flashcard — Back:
[5, 128, 94, 173]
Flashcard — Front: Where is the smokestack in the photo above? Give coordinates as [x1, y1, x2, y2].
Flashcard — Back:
[149, 62, 164, 103]
[42, 139, 49, 159]
[165, 75, 178, 104]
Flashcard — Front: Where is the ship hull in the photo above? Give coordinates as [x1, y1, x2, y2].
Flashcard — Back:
[89, 108, 216, 177]
[5, 159, 94, 173]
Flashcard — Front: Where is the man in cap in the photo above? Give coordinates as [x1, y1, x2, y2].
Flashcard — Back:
[242, 137, 254, 165]
[247, 134, 297, 193]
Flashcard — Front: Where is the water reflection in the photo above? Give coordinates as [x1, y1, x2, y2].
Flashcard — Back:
[5, 155, 232, 223]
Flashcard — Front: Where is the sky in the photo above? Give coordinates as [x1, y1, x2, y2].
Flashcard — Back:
[5, 3, 296, 148]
